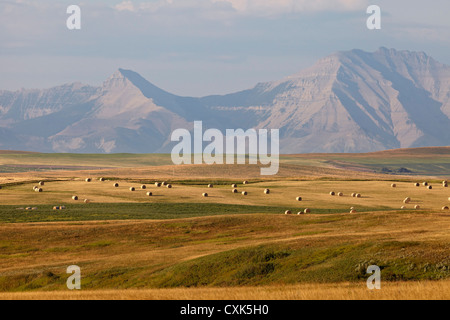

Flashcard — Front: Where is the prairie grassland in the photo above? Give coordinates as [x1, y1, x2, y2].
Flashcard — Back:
[0, 150, 449, 299]
[1, 280, 449, 300]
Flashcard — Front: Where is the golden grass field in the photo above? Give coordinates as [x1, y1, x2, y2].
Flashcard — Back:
[0, 148, 449, 300]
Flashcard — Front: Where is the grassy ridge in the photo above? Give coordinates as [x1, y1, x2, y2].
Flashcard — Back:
[0, 203, 391, 223]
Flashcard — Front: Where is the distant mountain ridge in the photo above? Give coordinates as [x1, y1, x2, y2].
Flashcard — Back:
[1, 47, 449, 153]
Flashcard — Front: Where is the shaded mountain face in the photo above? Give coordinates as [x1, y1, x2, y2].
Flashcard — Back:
[1, 48, 449, 153]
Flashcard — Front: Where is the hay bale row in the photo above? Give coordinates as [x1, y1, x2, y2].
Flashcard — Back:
[53, 206, 66, 210]
[25, 207, 37, 211]
[285, 208, 310, 215]
[351, 193, 361, 198]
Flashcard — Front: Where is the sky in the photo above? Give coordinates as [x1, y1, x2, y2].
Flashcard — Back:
[1, 0, 449, 96]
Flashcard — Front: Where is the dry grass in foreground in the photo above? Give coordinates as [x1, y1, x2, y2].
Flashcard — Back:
[1, 281, 449, 300]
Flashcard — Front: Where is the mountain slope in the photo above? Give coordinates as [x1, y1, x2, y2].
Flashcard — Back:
[0, 47, 449, 153]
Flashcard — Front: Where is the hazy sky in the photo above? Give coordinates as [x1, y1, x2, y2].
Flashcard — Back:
[1, 0, 449, 96]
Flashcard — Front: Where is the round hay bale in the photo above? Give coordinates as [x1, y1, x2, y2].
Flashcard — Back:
[60, 206, 66, 210]
[130, 187, 135, 192]
[443, 180, 448, 184]
[232, 188, 238, 193]
[167, 184, 172, 189]
[232, 184, 237, 188]
[351, 193, 356, 197]
[443, 183, 448, 188]
[39, 181, 44, 186]
[350, 209, 357, 214]
[33, 186, 38, 191]
[141, 185, 147, 189]
[427, 185, 433, 190]
[285, 210, 292, 215]
[242, 191, 248, 196]
[202, 193, 208, 197]
[401, 206, 406, 210]
[338, 192, 343, 197]
[208, 184, 213, 188]
[356, 193, 361, 198]
[243, 181, 248, 185]
[53, 206, 59, 210]
[25, 207, 32, 211]
[414, 205, 420, 210]
[72, 196, 78, 201]
[330, 191, 335, 196]
[264, 189, 270, 194]
[146, 192, 153, 196]
[404, 197, 411, 204]
[155, 182, 162, 187]
[162, 181, 168, 186]
[423, 182, 428, 186]
[414, 183, 420, 187]
[296, 196, 302, 201]
[99, 177, 105, 181]
[304, 208, 311, 214]
[391, 183, 397, 188]
[35, 188, 43, 193]
[84, 199, 90, 204]
[85, 178, 91, 182]
[113, 183, 119, 187]
[442, 206, 449, 210]
[350, 207, 355, 210]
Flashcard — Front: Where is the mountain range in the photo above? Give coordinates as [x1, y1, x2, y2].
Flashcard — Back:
[1, 47, 450, 154]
